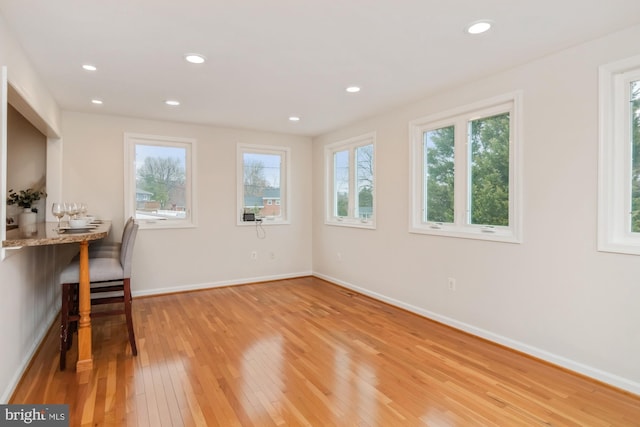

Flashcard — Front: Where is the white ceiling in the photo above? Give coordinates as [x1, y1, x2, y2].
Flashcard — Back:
[1, 0, 640, 137]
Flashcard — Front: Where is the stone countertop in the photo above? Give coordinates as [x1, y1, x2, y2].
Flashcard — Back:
[2, 221, 111, 248]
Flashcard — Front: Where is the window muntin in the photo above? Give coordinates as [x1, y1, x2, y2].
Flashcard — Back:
[237, 144, 289, 224]
[410, 93, 521, 242]
[124, 133, 196, 229]
[325, 132, 376, 228]
[598, 57, 640, 254]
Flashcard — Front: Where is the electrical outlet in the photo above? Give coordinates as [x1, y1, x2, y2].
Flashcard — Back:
[251, 251, 257, 260]
[447, 277, 456, 291]
[269, 251, 275, 260]
[337, 252, 342, 262]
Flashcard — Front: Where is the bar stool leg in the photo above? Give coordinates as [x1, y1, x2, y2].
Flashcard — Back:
[123, 278, 138, 355]
[59, 283, 71, 370]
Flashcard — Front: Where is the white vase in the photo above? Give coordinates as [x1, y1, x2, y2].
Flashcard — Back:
[19, 208, 37, 235]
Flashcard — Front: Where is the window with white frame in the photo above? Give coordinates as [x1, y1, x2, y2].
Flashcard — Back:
[598, 55, 640, 255]
[409, 92, 522, 242]
[325, 132, 375, 228]
[124, 133, 196, 229]
[237, 144, 290, 224]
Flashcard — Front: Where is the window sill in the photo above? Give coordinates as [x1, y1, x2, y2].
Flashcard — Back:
[597, 239, 640, 256]
[409, 225, 521, 244]
[325, 219, 376, 230]
[237, 219, 290, 226]
[136, 220, 197, 230]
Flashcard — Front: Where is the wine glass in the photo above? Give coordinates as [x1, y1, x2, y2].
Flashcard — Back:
[65, 202, 78, 220]
[52, 203, 65, 230]
[79, 203, 88, 217]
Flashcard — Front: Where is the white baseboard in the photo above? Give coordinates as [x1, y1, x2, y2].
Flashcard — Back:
[313, 272, 640, 396]
[1, 307, 59, 403]
[132, 271, 313, 298]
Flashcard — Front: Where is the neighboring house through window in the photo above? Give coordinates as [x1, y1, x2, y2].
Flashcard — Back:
[237, 144, 290, 224]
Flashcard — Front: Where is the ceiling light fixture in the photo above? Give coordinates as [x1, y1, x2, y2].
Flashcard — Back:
[91, 99, 103, 105]
[184, 53, 206, 64]
[346, 86, 361, 93]
[82, 64, 97, 71]
[165, 100, 180, 106]
[289, 116, 301, 122]
[466, 20, 493, 35]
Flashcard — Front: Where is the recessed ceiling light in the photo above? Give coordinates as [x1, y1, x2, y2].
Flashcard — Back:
[346, 86, 361, 93]
[289, 116, 301, 122]
[184, 54, 206, 64]
[82, 64, 97, 71]
[466, 20, 493, 35]
[91, 99, 103, 105]
[165, 100, 180, 106]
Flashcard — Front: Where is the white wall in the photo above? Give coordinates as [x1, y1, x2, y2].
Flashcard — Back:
[312, 24, 640, 394]
[0, 17, 60, 137]
[0, 13, 64, 402]
[61, 112, 313, 295]
[0, 245, 74, 400]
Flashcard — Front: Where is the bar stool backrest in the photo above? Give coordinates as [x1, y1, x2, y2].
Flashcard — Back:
[120, 220, 139, 278]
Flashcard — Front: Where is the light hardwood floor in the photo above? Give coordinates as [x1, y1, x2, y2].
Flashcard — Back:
[10, 276, 640, 426]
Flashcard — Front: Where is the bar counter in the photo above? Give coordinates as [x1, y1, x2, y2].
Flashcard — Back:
[3, 220, 111, 372]
[3, 221, 110, 248]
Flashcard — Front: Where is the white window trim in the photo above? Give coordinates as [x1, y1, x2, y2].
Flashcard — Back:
[598, 55, 640, 255]
[236, 144, 291, 226]
[409, 91, 523, 243]
[124, 133, 197, 229]
[324, 132, 376, 229]
[0, 67, 7, 260]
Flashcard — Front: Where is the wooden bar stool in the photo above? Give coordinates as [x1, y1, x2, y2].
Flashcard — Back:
[59, 221, 139, 370]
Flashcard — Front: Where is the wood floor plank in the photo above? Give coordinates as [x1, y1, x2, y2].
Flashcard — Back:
[10, 276, 640, 426]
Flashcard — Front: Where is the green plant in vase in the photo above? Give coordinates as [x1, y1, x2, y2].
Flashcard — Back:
[7, 188, 47, 213]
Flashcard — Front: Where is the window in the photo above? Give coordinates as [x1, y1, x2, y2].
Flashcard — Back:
[325, 132, 375, 228]
[237, 144, 290, 224]
[124, 133, 196, 229]
[598, 55, 640, 254]
[409, 92, 522, 242]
